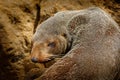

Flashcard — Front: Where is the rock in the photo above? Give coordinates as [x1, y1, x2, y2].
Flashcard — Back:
[0, 0, 46, 80]
[40, 0, 120, 26]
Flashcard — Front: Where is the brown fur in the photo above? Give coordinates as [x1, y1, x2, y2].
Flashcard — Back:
[34, 7, 120, 80]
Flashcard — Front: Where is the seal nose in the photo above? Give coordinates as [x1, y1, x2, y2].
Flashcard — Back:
[31, 57, 38, 63]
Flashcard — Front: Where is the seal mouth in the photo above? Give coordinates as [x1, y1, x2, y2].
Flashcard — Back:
[40, 54, 65, 63]
[49, 54, 65, 59]
[43, 55, 65, 68]
[36, 56, 55, 64]
[41, 57, 54, 63]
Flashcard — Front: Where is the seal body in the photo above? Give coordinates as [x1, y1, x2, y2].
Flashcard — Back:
[34, 7, 120, 80]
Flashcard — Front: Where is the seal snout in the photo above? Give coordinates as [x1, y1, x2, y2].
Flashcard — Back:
[31, 56, 53, 63]
[31, 57, 38, 63]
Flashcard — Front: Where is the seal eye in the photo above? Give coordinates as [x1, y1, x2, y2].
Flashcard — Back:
[48, 42, 56, 48]
[62, 33, 67, 38]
